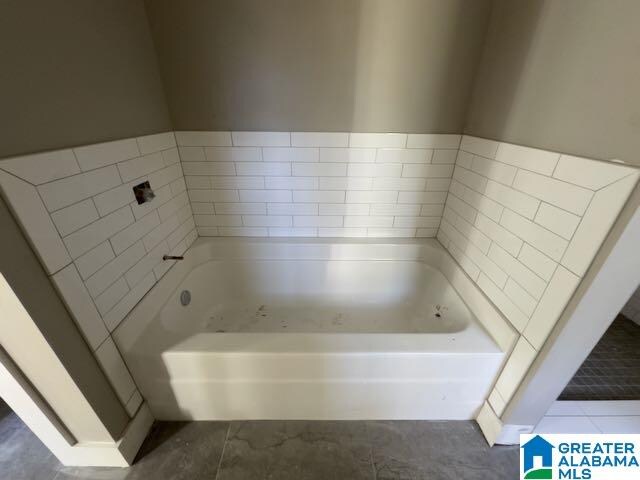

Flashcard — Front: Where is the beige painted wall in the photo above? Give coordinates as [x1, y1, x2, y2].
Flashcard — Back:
[465, 0, 640, 165]
[3, 0, 638, 161]
[0, 0, 171, 159]
[144, 0, 493, 133]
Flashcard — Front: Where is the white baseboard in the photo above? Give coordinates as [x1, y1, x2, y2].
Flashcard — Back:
[475, 400, 533, 445]
[0, 347, 154, 466]
[59, 403, 153, 467]
[495, 423, 534, 445]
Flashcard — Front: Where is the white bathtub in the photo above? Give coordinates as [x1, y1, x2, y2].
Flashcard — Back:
[113, 238, 515, 420]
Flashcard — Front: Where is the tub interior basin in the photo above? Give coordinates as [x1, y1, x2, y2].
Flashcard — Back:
[160, 259, 474, 334]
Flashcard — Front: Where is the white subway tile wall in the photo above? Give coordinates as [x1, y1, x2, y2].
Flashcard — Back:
[178, 132, 462, 238]
[0, 131, 195, 416]
[441, 135, 639, 412]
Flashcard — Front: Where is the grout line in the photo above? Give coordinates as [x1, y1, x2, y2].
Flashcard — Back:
[52, 184, 124, 217]
[460, 156, 600, 217]
[514, 234, 525, 258]
[594, 172, 639, 192]
[78, 241, 116, 279]
[531, 194, 543, 219]
[463, 146, 561, 180]
[96, 277, 132, 319]
[33, 145, 174, 188]
[496, 202, 572, 247]
[562, 189, 596, 247]
[446, 191, 552, 286]
[505, 274, 540, 312]
[47, 259, 74, 278]
[69, 147, 83, 174]
[74, 263, 113, 336]
[452, 164, 488, 195]
[0, 167, 39, 187]
[550, 156, 561, 177]
[425, 148, 435, 164]
[107, 329, 145, 406]
[123, 386, 138, 406]
[214, 423, 232, 480]
[114, 162, 124, 184]
[32, 188, 77, 267]
[94, 332, 112, 352]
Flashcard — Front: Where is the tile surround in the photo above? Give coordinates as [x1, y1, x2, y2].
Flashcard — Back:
[0, 131, 196, 415]
[178, 131, 461, 238]
[443, 135, 640, 423]
[1, 130, 637, 430]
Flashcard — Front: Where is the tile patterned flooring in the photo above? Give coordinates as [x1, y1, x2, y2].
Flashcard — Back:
[0, 407, 519, 479]
[559, 315, 640, 401]
[536, 400, 640, 434]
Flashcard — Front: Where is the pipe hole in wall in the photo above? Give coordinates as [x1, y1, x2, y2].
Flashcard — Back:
[180, 290, 191, 306]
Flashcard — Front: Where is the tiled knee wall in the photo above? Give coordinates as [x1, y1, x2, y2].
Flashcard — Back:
[0, 132, 196, 416]
[176, 131, 461, 238]
[442, 136, 640, 420]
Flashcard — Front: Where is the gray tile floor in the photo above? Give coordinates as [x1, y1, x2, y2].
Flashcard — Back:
[0, 405, 518, 479]
[559, 315, 640, 400]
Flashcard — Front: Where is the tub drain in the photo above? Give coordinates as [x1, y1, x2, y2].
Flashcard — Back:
[180, 290, 191, 306]
[434, 304, 447, 318]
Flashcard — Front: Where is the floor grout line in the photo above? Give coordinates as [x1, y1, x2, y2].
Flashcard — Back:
[214, 422, 232, 480]
[364, 421, 377, 480]
[369, 440, 377, 480]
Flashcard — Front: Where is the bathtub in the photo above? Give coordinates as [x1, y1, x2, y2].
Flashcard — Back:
[113, 237, 514, 420]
